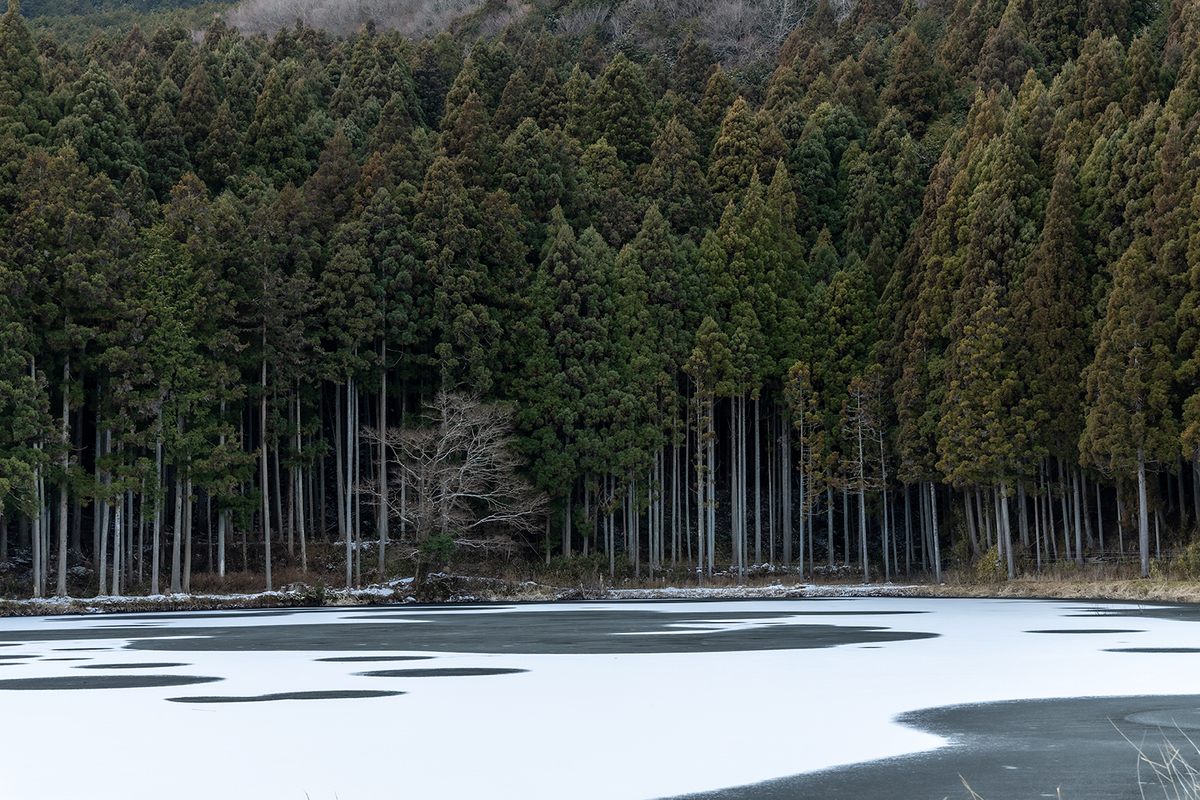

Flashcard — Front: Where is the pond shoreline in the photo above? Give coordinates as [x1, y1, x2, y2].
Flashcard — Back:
[3, 573, 1199, 616]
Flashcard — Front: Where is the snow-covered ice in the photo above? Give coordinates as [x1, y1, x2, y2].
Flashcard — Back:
[0, 597, 1195, 800]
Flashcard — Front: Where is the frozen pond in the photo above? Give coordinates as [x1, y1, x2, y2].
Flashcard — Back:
[2, 597, 1199, 800]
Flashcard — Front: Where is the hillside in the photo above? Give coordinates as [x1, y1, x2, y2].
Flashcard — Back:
[0, 0, 1196, 602]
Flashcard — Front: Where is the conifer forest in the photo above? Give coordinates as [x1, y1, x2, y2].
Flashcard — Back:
[1, 0, 1198, 600]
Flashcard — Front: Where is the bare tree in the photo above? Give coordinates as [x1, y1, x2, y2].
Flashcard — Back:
[364, 392, 546, 551]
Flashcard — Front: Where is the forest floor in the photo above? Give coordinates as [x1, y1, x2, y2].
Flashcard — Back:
[2, 550, 1200, 615]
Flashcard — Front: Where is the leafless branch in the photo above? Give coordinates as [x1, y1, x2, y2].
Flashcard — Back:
[361, 391, 547, 548]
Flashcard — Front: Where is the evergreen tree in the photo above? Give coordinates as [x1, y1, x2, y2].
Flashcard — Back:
[643, 115, 714, 237]
[709, 97, 761, 205]
[1013, 155, 1089, 463]
[197, 101, 240, 195]
[491, 67, 533, 140]
[586, 53, 655, 168]
[242, 65, 309, 188]
[142, 102, 192, 202]
[882, 32, 939, 137]
[1080, 237, 1177, 577]
[177, 59, 218, 158]
[55, 61, 146, 184]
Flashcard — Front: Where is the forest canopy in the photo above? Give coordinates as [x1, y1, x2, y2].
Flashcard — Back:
[0, 0, 1197, 599]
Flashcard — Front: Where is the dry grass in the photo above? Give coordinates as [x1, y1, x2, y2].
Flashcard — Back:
[6, 540, 1200, 614]
[1122, 727, 1200, 800]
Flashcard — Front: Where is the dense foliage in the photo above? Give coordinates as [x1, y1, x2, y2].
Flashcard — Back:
[2, 0, 1198, 597]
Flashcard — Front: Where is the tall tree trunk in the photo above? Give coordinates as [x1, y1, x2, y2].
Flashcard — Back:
[335, 387, 346, 549]
[32, 458, 42, 598]
[1193, 454, 1200, 530]
[113, 460, 123, 596]
[152, 407, 163, 594]
[695, 397, 705, 580]
[1001, 481, 1014, 579]
[261, 359, 272, 593]
[879, 430, 889, 583]
[183, 478, 192, 593]
[782, 407, 792, 566]
[965, 488, 979, 554]
[217, 401, 226, 578]
[1083, 472, 1095, 548]
[856, 416, 867, 583]
[842, 484, 849, 567]
[56, 359, 69, 597]
[297, 395, 307, 574]
[1018, 480, 1029, 549]
[1117, 481, 1125, 556]
[1073, 468, 1084, 564]
[345, 377, 353, 589]
[1137, 443, 1149, 578]
[353, 379, 361, 587]
[1058, 459, 1071, 562]
[976, 487, 990, 549]
[1096, 479, 1104, 553]
[904, 484, 912, 575]
[378, 361, 387, 580]
[93, 400, 102, 573]
[71, 408, 82, 555]
[171, 465, 182, 594]
[755, 397, 761, 565]
[707, 410, 715, 576]
[1033, 477, 1042, 571]
[929, 482, 942, 583]
[827, 486, 834, 568]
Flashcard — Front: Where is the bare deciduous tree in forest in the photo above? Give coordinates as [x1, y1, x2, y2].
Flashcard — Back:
[364, 392, 546, 552]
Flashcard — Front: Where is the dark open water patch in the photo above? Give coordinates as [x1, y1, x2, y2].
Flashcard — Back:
[0, 654, 34, 660]
[1064, 604, 1200, 623]
[40, 657, 88, 661]
[0, 608, 939, 654]
[1105, 647, 1200, 653]
[167, 690, 403, 703]
[53, 647, 109, 651]
[75, 662, 188, 669]
[1026, 629, 1144, 634]
[663, 694, 1200, 800]
[357, 667, 528, 678]
[0, 675, 221, 690]
[316, 655, 434, 663]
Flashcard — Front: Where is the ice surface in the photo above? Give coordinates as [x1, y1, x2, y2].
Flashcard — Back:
[0, 597, 1194, 800]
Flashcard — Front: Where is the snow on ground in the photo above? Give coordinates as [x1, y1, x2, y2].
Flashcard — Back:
[0, 597, 1195, 800]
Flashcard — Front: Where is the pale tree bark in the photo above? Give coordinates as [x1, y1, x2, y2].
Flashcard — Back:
[929, 482, 942, 583]
[1001, 480, 1014, 580]
[1137, 443, 1149, 578]
[56, 359, 69, 597]
[707, 409, 715, 575]
[827, 486, 834, 568]
[335, 389, 346, 551]
[261, 359, 272, 593]
[218, 401, 226, 578]
[377, 361, 387, 580]
[297, 393, 307, 574]
[171, 458, 182, 593]
[32, 456, 42, 598]
[183, 477, 192, 594]
[344, 377, 353, 589]
[152, 406, 163, 594]
[1073, 468, 1084, 564]
[113, 469, 123, 596]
